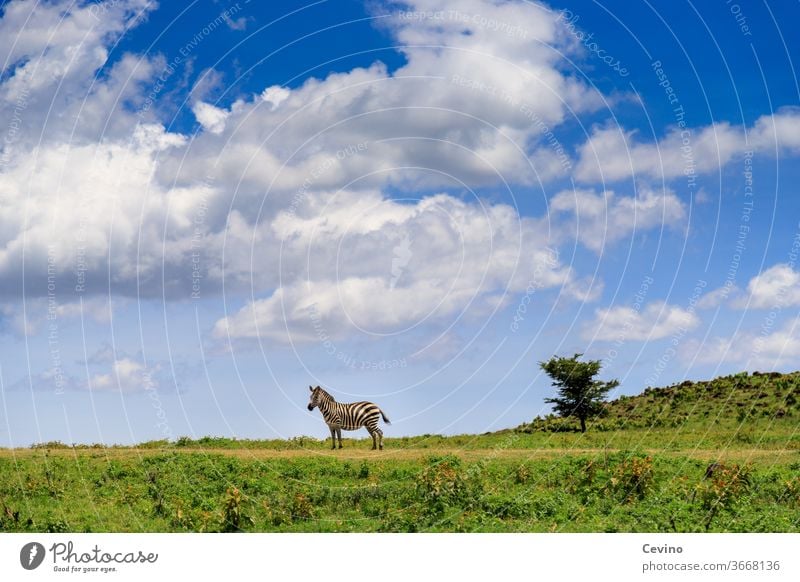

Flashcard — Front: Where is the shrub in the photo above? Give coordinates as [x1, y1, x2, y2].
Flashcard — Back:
[290, 492, 314, 520]
[416, 455, 481, 514]
[222, 486, 253, 531]
[608, 455, 654, 502]
[695, 464, 751, 531]
[514, 464, 531, 485]
[780, 477, 800, 506]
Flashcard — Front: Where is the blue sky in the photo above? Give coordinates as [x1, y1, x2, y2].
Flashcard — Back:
[1, 0, 799, 446]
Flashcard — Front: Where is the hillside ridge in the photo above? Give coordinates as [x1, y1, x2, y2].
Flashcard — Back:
[517, 370, 800, 433]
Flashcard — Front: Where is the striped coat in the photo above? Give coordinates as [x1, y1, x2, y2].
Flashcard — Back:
[307, 386, 390, 450]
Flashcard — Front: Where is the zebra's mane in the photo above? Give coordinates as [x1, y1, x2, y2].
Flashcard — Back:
[315, 387, 335, 402]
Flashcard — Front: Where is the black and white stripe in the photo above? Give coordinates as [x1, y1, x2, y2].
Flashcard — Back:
[307, 385, 390, 450]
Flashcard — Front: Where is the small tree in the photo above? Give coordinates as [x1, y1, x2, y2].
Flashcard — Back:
[540, 353, 619, 433]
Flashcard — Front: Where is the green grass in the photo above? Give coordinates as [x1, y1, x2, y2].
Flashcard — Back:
[1, 370, 799, 532]
[1, 450, 798, 532]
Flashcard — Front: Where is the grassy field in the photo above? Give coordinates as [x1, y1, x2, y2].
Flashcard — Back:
[1, 371, 799, 533]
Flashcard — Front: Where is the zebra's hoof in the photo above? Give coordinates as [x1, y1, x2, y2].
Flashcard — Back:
[379, 446, 383, 450]
[338, 445, 343, 449]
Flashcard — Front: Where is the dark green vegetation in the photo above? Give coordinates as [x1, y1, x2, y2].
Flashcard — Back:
[520, 370, 800, 443]
[540, 353, 619, 432]
[1, 371, 799, 532]
[1, 450, 798, 532]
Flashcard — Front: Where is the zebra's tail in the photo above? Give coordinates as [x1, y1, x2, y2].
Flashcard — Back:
[380, 409, 391, 425]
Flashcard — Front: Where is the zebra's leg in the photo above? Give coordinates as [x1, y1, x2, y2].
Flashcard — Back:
[368, 427, 377, 450]
[376, 427, 384, 450]
[329, 426, 337, 450]
[337, 428, 343, 449]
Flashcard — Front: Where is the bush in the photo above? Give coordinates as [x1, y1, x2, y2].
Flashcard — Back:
[514, 464, 531, 484]
[608, 455, 654, 502]
[416, 455, 482, 514]
[290, 492, 314, 520]
[222, 486, 253, 532]
[695, 464, 751, 531]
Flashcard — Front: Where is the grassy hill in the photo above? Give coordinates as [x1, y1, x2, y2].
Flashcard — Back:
[1, 371, 799, 533]
[518, 370, 800, 437]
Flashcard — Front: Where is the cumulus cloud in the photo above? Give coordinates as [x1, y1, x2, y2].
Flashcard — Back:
[687, 319, 800, 368]
[583, 301, 700, 342]
[90, 358, 159, 392]
[11, 352, 162, 393]
[5, 0, 792, 353]
[549, 186, 686, 252]
[192, 102, 229, 135]
[695, 284, 741, 310]
[0, 124, 193, 297]
[736, 264, 800, 309]
[0, 0, 605, 307]
[213, 191, 593, 344]
[574, 108, 800, 183]
[0, 0, 158, 148]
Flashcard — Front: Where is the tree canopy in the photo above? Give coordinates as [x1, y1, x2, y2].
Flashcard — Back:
[540, 353, 619, 432]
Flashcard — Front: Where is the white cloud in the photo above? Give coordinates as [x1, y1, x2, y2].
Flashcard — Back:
[0, 125, 195, 297]
[583, 301, 700, 342]
[90, 358, 159, 392]
[213, 191, 594, 344]
[0, 1, 158, 148]
[2, 0, 796, 354]
[549, 186, 686, 252]
[695, 284, 741, 310]
[0, 0, 605, 307]
[261, 86, 290, 110]
[192, 102, 229, 134]
[736, 264, 800, 309]
[162, 0, 606, 196]
[688, 319, 800, 368]
[574, 108, 800, 183]
[749, 109, 800, 153]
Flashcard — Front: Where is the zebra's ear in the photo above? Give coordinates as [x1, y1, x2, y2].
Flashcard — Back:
[309, 386, 313, 392]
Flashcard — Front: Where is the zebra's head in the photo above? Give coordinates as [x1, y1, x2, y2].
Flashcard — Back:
[307, 385, 324, 411]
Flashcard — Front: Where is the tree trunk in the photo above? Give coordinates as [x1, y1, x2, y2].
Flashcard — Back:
[580, 417, 586, 433]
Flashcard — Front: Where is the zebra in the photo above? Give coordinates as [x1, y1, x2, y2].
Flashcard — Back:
[306, 385, 390, 450]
